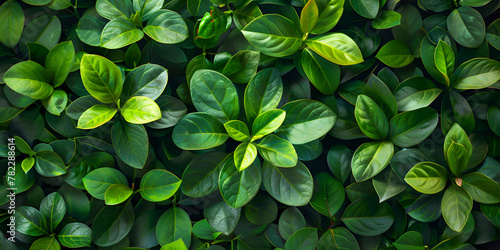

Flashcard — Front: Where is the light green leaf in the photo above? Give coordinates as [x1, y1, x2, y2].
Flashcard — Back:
[224, 120, 251, 142]
[404, 162, 448, 194]
[444, 123, 473, 176]
[45, 41, 75, 87]
[140, 169, 181, 202]
[35, 151, 66, 177]
[441, 184, 473, 232]
[41, 89, 68, 116]
[376, 40, 414, 68]
[105, 183, 133, 205]
[462, 172, 500, 204]
[372, 10, 401, 29]
[251, 109, 286, 141]
[434, 40, 455, 85]
[77, 104, 117, 129]
[101, 17, 144, 49]
[82, 167, 128, 200]
[80, 54, 122, 103]
[4, 61, 53, 100]
[234, 142, 258, 171]
[57, 222, 92, 248]
[311, 0, 344, 35]
[121, 96, 161, 124]
[306, 33, 364, 65]
[300, 0, 319, 34]
[257, 134, 298, 168]
[451, 58, 500, 90]
[301, 48, 340, 95]
[351, 141, 394, 182]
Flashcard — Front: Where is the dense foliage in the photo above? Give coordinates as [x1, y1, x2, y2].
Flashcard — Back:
[1, 0, 500, 249]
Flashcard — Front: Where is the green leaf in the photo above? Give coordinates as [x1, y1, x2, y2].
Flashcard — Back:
[42, 89, 68, 116]
[284, 227, 318, 250]
[222, 50, 260, 84]
[441, 91, 475, 135]
[22, 157, 36, 173]
[112, 119, 149, 169]
[0, 1, 24, 48]
[276, 99, 336, 144]
[393, 76, 442, 112]
[96, 0, 133, 20]
[354, 94, 389, 140]
[388, 107, 439, 148]
[393, 231, 424, 250]
[327, 144, 352, 184]
[146, 95, 187, 129]
[122, 63, 168, 101]
[488, 105, 500, 137]
[4, 61, 53, 100]
[301, 48, 340, 95]
[198, 8, 232, 39]
[486, 18, 500, 51]
[317, 227, 359, 250]
[80, 54, 122, 103]
[310, 172, 345, 218]
[16, 206, 49, 236]
[204, 194, 241, 235]
[45, 41, 75, 87]
[311, 0, 344, 34]
[444, 123, 473, 176]
[224, 120, 251, 142]
[351, 141, 394, 182]
[133, 0, 165, 21]
[363, 74, 398, 119]
[279, 207, 306, 240]
[306, 33, 364, 65]
[105, 183, 133, 205]
[140, 169, 181, 202]
[35, 151, 66, 177]
[257, 134, 298, 167]
[193, 219, 220, 240]
[451, 58, 500, 90]
[245, 195, 278, 225]
[404, 162, 448, 194]
[57, 222, 92, 248]
[341, 197, 394, 236]
[92, 201, 135, 247]
[187, 0, 211, 16]
[376, 40, 414, 68]
[144, 9, 188, 44]
[30, 236, 61, 250]
[19, 15, 61, 52]
[244, 68, 283, 124]
[190, 69, 239, 122]
[242, 14, 303, 57]
[40, 192, 66, 233]
[441, 184, 473, 232]
[76, 15, 107, 47]
[408, 193, 443, 222]
[372, 167, 406, 202]
[434, 40, 455, 85]
[462, 172, 500, 204]
[121, 96, 161, 124]
[300, 0, 319, 34]
[252, 109, 286, 141]
[233, 2, 262, 30]
[263, 161, 313, 206]
[77, 104, 117, 129]
[58, 184, 90, 221]
[447, 6, 485, 48]
[234, 142, 258, 171]
[372, 11, 401, 29]
[350, 0, 379, 19]
[480, 203, 500, 229]
[101, 17, 144, 49]
[82, 167, 128, 200]
[156, 207, 192, 247]
[173, 112, 229, 150]
[181, 151, 226, 197]
[160, 238, 188, 250]
[219, 154, 262, 208]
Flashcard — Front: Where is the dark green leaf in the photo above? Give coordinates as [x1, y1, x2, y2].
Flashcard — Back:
[263, 161, 313, 206]
[57, 222, 92, 248]
[389, 107, 438, 148]
[310, 172, 345, 218]
[278, 207, 306, 240]
[301, 48, 340, 95]
[172, 112, 229, 150]
[441, 184, 473, 232]
[284, 227, 318, 250]
[15, 206, 49, 236]
[40, 192, 66, 233]
[341, 197, 394, 236]
[447, 6, 485, 48]
[112, 119, 149, 169]
[92, 201, 135, 246]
